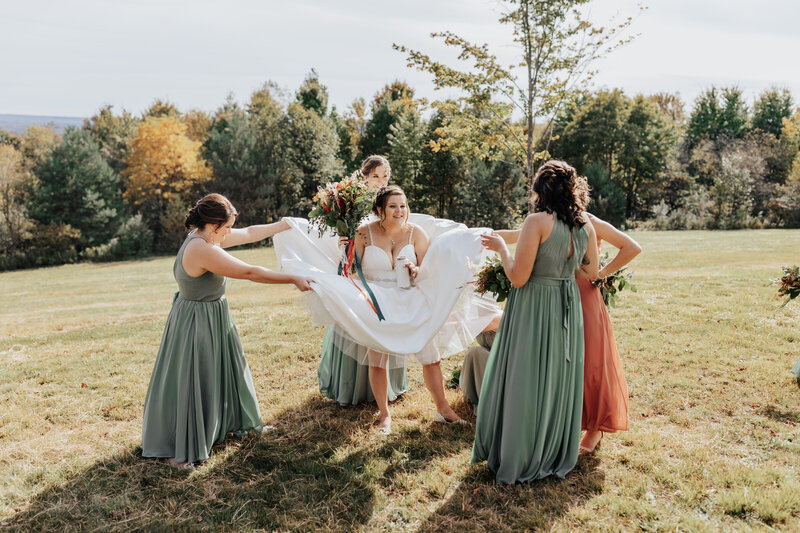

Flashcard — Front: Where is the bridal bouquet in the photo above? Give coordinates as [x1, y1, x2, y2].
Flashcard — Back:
[592, 252, 637, 308]
[475, 255, 511, 302]
[308, 173, 384, 320]
[775, 265, 800, 308]
[308, 172, 375, 239]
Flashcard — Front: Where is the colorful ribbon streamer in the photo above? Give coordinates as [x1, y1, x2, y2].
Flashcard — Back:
[338, 239, 385, 321]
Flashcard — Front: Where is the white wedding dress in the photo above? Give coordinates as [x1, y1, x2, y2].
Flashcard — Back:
[273, 214, 501, 369]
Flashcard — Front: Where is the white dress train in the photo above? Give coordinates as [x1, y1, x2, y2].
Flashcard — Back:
[273, 214, 501, 369]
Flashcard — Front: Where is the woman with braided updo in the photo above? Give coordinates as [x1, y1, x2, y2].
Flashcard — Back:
[472, 160, 598, 483]
[141, 194, 312, 469]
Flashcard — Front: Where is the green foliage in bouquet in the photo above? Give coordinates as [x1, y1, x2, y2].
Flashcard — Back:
[475, 255, 511, 302]
[592, 252, 637, 308]
[774, 265, 800, 308]
[446, 365, 461, 390]
[307, 172, 375, 239]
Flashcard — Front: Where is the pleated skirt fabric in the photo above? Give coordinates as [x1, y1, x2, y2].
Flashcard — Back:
[141, 294, 263, 463]
[471, 278, 584, 483]
[577, 279, 629, 432]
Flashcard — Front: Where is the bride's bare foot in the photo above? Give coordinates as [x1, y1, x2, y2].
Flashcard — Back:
[434, 407, 467, 425]
[579, 430, 603, 454]
[375, 413, 392, 435]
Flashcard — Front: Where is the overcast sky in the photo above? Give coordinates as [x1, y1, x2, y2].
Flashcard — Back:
[1, 0, 798, 118]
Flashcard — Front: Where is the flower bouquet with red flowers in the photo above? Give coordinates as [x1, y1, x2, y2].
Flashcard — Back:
[308, 172, 375, 240]
[308, 173, 384, 320]
[775, 265, 800, 308]
[474, 255, 511, 303]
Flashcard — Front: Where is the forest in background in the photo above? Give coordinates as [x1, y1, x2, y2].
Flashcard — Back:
[1, 72, 799, 271]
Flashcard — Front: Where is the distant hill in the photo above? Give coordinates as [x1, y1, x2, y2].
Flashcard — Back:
[0, 114, 85, 136]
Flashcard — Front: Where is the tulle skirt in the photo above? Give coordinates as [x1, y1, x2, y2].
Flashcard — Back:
[141, 294, 263, 463]
[318, 324, 409, 405]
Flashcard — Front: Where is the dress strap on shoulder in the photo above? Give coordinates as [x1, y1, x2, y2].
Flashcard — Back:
[367, 223, 373, 244]
[408, 224, 414, 244]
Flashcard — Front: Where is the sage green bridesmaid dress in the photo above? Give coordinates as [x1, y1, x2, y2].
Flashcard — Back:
[141, 235, 263, 464]
[791, 359, 800, 378]
[318, 325, 409, 406]
[471, 217, 588, 483]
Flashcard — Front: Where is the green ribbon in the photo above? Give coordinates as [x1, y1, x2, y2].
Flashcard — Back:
[339, 240, 385, 321]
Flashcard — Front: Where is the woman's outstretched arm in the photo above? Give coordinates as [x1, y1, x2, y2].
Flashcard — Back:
[186, 240, 312, 290]
[221, 219, 291, 249]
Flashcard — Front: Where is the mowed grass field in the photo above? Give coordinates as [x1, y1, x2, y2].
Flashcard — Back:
[1, 229, 799, 532]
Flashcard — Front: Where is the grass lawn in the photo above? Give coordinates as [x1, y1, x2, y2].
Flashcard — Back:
[1, 229, 799, 531]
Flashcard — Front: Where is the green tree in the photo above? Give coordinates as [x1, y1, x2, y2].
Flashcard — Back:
[584, 163, 626, 227]
[296, 69, 328, 116]
[248, 84, 288, 221]
[751, 87, 794, 138]
[277, 102, 343, 216]
[387, 109, 426, 198]
[455, 157, 526, 228]
[395, 0, 637, 186]
[143, 99, 181, 119]
[417, 112, 464, 218]
[83, 105, 140, 174]
[553, 90, 675, 217]
[359, 81, 418, 158]
[617, 95, 677, 216]
[29, 127, 121, 248]
[712, 147, 763, 229]
[205, 103, 271, 226]
[553, 90, 628, 175]
[686, 86, 748, 150]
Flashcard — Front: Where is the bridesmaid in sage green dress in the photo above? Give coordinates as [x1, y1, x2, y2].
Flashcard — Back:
[472, 160, 598, 483]
[318, 156, 408, 405]
[142, 194, 312, 468]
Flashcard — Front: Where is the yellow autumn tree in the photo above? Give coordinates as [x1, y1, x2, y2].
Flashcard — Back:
[123, 117, 211, 249]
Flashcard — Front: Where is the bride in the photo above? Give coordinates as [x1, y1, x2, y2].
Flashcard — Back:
[354, 186, 465, 433]
[275, 186, 501, 434]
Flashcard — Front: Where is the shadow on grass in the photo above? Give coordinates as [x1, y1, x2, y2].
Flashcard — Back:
[4, 393, 603, 531]
[415, 450, 605, 532]
[3, 396, 377, 531]
[761, 404, 800, 424]
[2, 395, 483, 531]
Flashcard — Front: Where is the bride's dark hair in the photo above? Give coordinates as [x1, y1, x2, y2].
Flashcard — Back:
[372, 185, 408, 224]
[530, 160, 589, 229]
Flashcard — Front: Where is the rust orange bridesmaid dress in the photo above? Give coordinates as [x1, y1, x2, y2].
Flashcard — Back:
[577, 270, 629, 433]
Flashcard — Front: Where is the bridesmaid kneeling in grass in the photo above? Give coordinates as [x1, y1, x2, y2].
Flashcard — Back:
[471, 161, 598, 483]
[141, 194, 312, 469]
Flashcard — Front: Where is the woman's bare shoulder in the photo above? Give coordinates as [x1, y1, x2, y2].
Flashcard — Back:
[524, 211, 554, 226]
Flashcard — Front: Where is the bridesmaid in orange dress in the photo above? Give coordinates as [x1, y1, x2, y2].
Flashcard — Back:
[577, 214, 641, 453]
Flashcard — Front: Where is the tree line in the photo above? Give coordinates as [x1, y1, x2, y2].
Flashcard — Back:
[1, 72, 799, 271]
